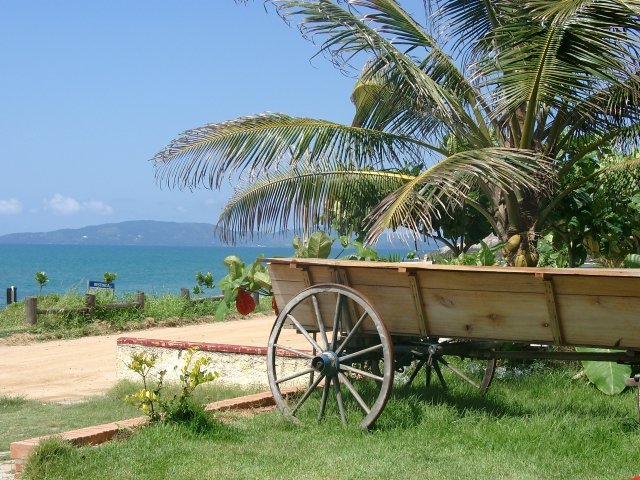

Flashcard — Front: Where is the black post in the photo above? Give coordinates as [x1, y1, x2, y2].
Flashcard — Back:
[6, 286, 17, 305]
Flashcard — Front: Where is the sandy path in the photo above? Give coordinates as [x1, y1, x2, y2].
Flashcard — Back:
[0, 314, 295, 403]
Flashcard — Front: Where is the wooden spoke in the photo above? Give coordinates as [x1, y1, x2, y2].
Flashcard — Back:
[311, 294, 330, 350]
[340, 364, 384, 383]
[333, 376, 347, 425]
[318, 377, 331, 421]
[336, 311, 368, 355]
[330, 293, 342, 351]
[275, 367, 316, 385]
[274, 344, 314, 359]
[291, 373, 325, 416]
[339, 343, 384, 363]
[338, 372, 370, 415]
[287, 314, 323, 352]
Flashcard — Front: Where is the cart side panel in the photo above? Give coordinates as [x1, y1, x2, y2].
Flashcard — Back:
[422, 288, 553, 342]
[553, 275, 640, 348]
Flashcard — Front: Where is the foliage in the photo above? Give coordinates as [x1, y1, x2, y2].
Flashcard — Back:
[152, 0, 640, 267]
[292, 231, 334, 258]
[544, 150, 640, 266]
[192, 271, 215, 295]
[102, 272, 117, 283]
[575, 348, 632, 395]
[125, 348, 218, 424]
[433, 241, 503, 266]
[216, 255, 271, 320]
[624, 254, 640, 268]
[535, 233, 569, 268]
[35, 271, 49, 292]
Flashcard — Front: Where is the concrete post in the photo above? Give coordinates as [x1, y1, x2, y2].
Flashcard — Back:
[25, 296, 37, 325]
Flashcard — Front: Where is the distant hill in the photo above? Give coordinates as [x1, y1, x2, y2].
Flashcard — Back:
[0, 220, 286, 247]
[0, 220, 436, 250]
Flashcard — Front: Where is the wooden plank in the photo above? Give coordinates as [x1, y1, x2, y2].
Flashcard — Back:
[423, 289, 553, 343]
[551, 275, 640, 297]
[557, 294, 640, 349]
[406, 271, 429, 336]
[538, 274, 564, 345]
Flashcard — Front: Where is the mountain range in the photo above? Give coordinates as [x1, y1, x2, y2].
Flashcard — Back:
[0, 221, 290, 247]
[0, 220, 434, 250]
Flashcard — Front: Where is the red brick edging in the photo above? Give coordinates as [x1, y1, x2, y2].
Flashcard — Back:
[117, 336, 309, 358]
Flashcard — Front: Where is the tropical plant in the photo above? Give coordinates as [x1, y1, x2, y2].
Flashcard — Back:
[216, 255, 271, 319]
[193, 271, 215, 295]
[35, 271, 49, 293]
[292, 231, 335, 258]
[103, 272, 117, 283]
[153, 1, 640, 265]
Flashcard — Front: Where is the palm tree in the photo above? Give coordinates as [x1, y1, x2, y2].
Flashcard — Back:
[152, 0, 639, 265]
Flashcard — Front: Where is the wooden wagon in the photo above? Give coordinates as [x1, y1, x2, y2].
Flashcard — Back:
[264, 258, 640, 428]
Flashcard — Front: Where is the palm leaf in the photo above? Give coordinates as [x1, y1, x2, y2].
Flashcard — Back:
[365, 148, 553, 241]
[152, 113, 444, 189]
[276, 0, 487, 141]
[216, 165, 414, 243]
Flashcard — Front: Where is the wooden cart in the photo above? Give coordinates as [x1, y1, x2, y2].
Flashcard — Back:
[265, 258, 640, 428]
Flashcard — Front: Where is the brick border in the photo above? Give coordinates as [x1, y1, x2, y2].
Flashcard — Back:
[117, 337, 310, 358]
[10, 389, 291, 477]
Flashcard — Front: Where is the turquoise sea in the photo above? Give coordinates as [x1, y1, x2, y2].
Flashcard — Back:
[0, 243, 421, 308]
[0, 245, 295, 308]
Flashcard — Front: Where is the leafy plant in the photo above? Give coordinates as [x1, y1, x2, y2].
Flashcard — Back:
[575, 347, 632, 395]
[103, 272, 117, 283]
[35, 271, 49, 293]
[126, 348, 218, 424]
[292, 231, 334, 258]
[624, 254, 640, 268]
[193, 271, 215, 295]
[433, 241, 502, 266]
[216, 256, 271, 320]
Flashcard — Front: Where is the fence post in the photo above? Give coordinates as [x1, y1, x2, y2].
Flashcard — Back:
[85, 293, 96, 313]
[6, 286, 17, 305]
[25, 296, 37, 325]
[252, 292, 259, 306]
[180, 288, 191, 301]
[136, 292, 145, 310]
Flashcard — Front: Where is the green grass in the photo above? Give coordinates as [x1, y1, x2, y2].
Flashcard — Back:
[21, 369, 640, 480]
[0, 293, 275, 342]
[0, 381, 258, 452]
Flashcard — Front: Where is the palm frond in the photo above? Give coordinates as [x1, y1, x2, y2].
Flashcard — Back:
[365, 148, 553, 241]
[152, 113, 445, 189]
[216, 166, 413, 243]
[276, 0, 486, 140]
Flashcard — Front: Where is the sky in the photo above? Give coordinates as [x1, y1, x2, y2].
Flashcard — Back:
[0, 1, 361, 236]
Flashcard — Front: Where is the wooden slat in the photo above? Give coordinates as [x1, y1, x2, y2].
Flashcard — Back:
[405, 270, 429, 337]
[538, 274, 564, 345]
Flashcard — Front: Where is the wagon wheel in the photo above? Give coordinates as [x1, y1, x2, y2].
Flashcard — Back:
[407, 340, 497, 395]
[267, 284, 394, 429]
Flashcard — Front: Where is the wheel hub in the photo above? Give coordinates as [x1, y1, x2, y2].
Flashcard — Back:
[311, 351, 340, 376]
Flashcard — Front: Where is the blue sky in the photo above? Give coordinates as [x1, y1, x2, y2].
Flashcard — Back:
[0, 1, 358, 236]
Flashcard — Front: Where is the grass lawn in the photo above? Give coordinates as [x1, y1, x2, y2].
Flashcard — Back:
[0, 381, 258, 452]
[22, 368, 640, 480]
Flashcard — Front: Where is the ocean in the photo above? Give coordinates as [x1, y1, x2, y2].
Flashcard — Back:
[0, 244, 294, 308]
[0, 243, 417, 308]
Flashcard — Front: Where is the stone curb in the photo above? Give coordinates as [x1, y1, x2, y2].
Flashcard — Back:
[9, 389, 287, 478]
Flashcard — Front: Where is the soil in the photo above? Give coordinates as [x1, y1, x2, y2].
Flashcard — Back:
[0, 313, 283, 403]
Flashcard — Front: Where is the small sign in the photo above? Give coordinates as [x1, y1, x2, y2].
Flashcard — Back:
[88, 280, 115, 292]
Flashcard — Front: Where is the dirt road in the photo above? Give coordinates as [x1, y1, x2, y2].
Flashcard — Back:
[0, 314, 286, 403]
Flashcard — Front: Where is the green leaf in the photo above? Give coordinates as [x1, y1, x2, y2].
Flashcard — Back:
[253, 271, 272, 290]
[215, 301, 229, 321]
[306, 232, 334, 259]
[575, 347, 631, 395]
[624, 254, 640, 268]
